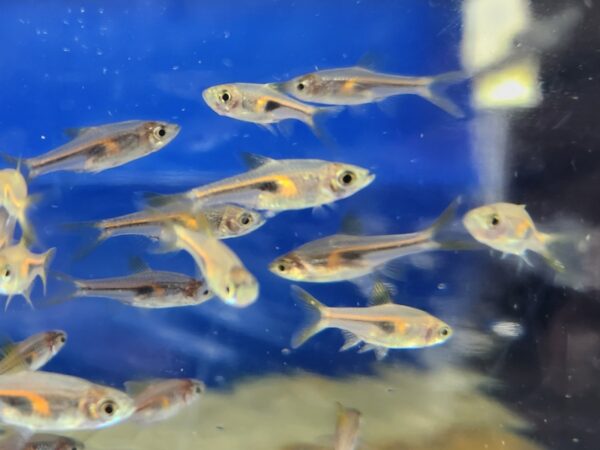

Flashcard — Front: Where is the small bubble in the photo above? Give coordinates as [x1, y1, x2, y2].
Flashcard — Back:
[222, 58, 233, 68]
[223, 30, 230, 39]
[437, 283, 447, 290]
[98, 8, 104, 14]
[80, 6, 85, 13]
[172, 65, 180, 71]
[96, 49, 103, 56]
[40, 135, 46, 140]
[281, 348, 291, 356]
[62, 47, 71, 53]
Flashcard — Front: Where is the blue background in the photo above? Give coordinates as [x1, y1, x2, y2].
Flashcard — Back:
[0, 0, 476, 387]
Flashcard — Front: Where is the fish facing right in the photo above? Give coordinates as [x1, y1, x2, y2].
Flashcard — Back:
[9, 120, 180, 178]
[0, 330, 67, 375]
[290, 282, 452, 360]
[0, 371, 135, 431]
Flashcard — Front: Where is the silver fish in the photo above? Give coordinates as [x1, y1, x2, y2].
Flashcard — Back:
[12, 120, 180, 178]
[276, 66, 464, 117]
[67, 269, 213, 309]
[0, 330, 67, 374]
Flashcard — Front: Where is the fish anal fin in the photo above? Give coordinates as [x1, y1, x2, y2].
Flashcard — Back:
[378, 259, 405, 281]
[339, 330, 361, 351]
[358, 344, 388, 360]
[240, 152, 277, 170]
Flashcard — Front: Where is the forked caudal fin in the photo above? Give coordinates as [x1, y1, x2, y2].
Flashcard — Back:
[290, 285, 328, 349]
[418, 71, 466, 118]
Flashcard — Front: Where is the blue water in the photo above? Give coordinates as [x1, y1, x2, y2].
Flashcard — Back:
[0, 1, 477, 388]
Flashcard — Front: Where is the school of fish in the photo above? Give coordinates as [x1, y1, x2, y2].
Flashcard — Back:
[0, 45, 565, 450]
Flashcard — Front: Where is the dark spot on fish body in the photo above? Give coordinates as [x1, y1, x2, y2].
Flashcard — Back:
[256, 181, 279, 192]
[24, 355, 34, 366]
[135, 285, 156, 297]
[264, 100, 282, 112]
[338, 250, 363, 261]
[378, 321, 396, 334]
[1, 395, 33, 414]
[184, 280, 203, 298]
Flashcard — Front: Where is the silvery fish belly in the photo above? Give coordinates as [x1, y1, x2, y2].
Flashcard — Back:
[22, 120, 180, 178]
[166, 153, 375, 213]
[95, 203, 266, 242]
[0, 371, 135, 431]
[73, 270, 213, 308]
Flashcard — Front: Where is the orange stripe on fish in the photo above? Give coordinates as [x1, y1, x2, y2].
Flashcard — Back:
[194, 174, 298, 200]
[0, 389, 51, 416]
[340, 79, 357, 94]
[255, 96, 269, 113]
[102, 139, 121, 156]
[514, 220, 531, 239]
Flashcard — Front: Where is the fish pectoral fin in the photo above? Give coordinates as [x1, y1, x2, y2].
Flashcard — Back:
[3, 295, 14, 312]
[339, 330, 361, 351]
[357, 344, 389, 360]
[368, 280, 395, 306]
[378, 259, 405, 281]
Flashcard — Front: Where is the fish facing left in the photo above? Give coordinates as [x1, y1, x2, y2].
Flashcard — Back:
[290, 283, 452, 360]
[202, 82, 341, 134]
[0, 371, 135, 431]
[0, 330, 67, 375]
[0, 239, 56, 310]
[5, 120, 180, 178]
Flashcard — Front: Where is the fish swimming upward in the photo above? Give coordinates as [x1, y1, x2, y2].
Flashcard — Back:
[270, 200, 460, 282]
[0, 169, 37, 243]
[291, 283, 452, 360]
[6, 120, 180, 178]
[333, 402, 362, 450]
[274, 66, 465, 117]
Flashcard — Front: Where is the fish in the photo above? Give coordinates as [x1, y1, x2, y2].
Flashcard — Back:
[274, 66, 465, 117]
[333, 402, 362, 450]
[6, 120, 180, 178]
[0, 169, 36, 243]
[0, 430, 85, 450]
[202, 83, 341, 134]
[0, 371, 135, 431]
[0, 239, 56, 310]
[462, 202, 565, 271]
[0, 208, 17, 249]
[145, 153, 375, 214]
[0, 330, 67, 374]
[90, 203, 266, 243]
[62, 269, 213, 309]
[125, 378, 205, 424]
[270, 201, 459, 282]
[290, 283, 452, 360]
[161, 223, 258, 307]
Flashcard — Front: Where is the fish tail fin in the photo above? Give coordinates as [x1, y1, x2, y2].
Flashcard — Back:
[290, 285, 328, 349]
[306, 106, 344, 148]
[38, 247, 57, 295]
[419, 71, 466, 118]
[424, 198, 460, 241]
[538, 232, 567, 272]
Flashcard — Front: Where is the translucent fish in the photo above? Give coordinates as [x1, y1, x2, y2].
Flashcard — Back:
[5, 120, 180, 178]
[274, 66, 465, 117]
[63, 269, 213, 309]
[144, 153, 375, 214]
[270, 201, 460, 282]
[0, 371, 135, 431]
[202, 83, 342, 134]
[462, 202, 565, 272]
[0, 208, 17, 249]
[333, 402, 362, 450]
[125, 378, 205, 424]
[0, 169, 37, 243]
[0, 239, 56, 309]
[291, 283, 452, 360]
[0, 330, 67, 374]
[0, 430, 85, 450]
[91, 203, 266, 242]
[161, 223, 258, 307]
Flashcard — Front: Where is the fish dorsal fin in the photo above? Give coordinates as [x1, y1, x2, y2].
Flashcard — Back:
[368, 281, 394, 306]
[64, 126, 97, 139]
[241, 152, 277, 170]
[124, 379, 162, 397]
[356, 52, 383, 71]
[340, 213, 364, 236]
[128, 256, 151, 274]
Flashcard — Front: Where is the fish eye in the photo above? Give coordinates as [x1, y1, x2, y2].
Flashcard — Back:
[3, 269, 10, 278]
[225, 285, 231, 294]
[239, 213, 252, 226]
[195, 385, 203, 394]
[277, 262, 288, 272]
[220, 91, 231, 103]
[203, 289, 210, 296]
[489, 214, 501, 227]
[439, 327, 450, 337]
[297, 82, 305, 91]
[59, 335, 66, 343]
[153, 126, 167, 139]
[99, 400, 117, 418]
[338, 171, 356, 186]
